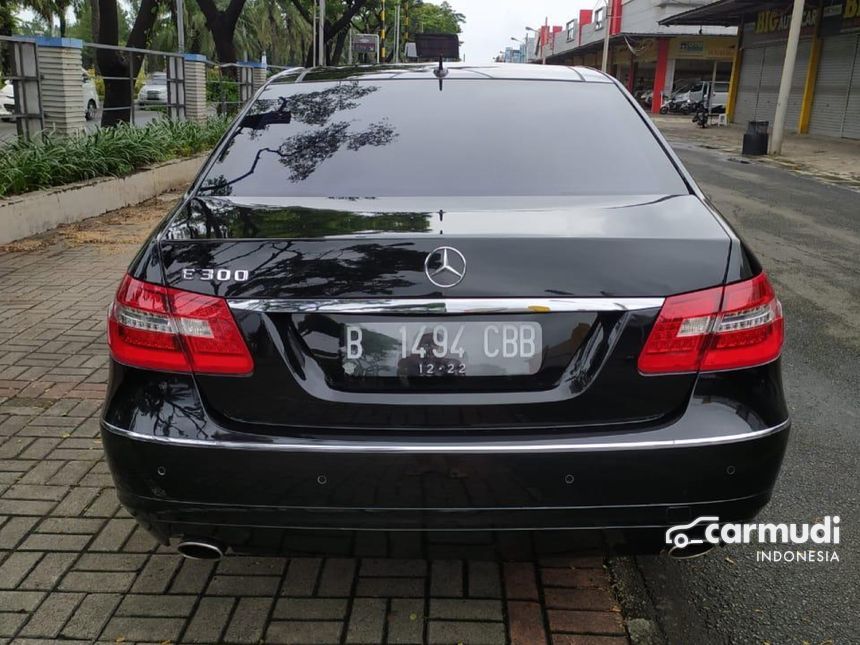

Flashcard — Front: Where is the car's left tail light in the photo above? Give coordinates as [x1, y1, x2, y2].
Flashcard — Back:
[108, 275, 253, 375]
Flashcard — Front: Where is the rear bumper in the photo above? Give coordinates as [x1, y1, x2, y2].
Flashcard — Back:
[101, 417, 790, 538]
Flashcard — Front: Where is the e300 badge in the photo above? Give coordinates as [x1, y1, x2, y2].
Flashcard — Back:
[181, 268, 250, 282]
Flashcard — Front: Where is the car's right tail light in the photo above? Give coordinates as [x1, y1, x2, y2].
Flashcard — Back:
[108, 275, 253, 375]
[639, 273, 784, 374]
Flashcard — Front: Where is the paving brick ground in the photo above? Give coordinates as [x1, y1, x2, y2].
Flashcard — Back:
[0, 198, 631, 644]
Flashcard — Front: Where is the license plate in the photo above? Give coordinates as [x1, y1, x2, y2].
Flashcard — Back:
[341, 322, 542, 377]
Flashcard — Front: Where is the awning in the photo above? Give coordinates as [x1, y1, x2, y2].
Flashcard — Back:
[659, 0, 788, 27]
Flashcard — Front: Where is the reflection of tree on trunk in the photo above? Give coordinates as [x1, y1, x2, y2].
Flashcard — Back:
[278, 119, 396, 182]
[201, 82, 397, 192]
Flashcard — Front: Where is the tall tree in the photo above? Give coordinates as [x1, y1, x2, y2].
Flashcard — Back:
[0, 0, 13, 76]
[96, 0, 164, 126]
[287, 0, 372, 66]
[19, 0, 73, 36]
[412, 1, 463, 34]
[194, 0, 246, 63]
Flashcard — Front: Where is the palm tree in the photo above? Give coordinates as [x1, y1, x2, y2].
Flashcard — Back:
[20, 0, 73, 36]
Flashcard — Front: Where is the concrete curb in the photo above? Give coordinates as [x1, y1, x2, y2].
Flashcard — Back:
[0, 155, 206, 244]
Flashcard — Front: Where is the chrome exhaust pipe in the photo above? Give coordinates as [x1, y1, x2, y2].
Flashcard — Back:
[177, 539, 224, 560]
[666, 541, 716, 559]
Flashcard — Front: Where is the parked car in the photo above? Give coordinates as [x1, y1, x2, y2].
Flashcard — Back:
[675, 80, 729, 111]
[102, 63, 789, 559]
[1, 68, 99, 122]
[0, 81, 13, 121]
[137, 72, 168, 107]
[81, 68, 100, 121]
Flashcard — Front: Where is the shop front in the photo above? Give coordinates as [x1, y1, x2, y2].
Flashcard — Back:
[663, 0, 860, 139]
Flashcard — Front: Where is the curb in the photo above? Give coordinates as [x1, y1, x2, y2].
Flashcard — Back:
[0, 155, 206, 245]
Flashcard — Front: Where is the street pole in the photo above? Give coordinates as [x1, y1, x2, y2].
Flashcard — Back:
[381, 0, 387, 61]
[708, 59, 717, 114]
[176, 0, 185, 52]
[312, 4, 317, 66]
[542, 17, 548, 64]
[601, 1, 611, 73]
[394, 4, 401, 63]
[318, 0, 326, 66]
[770, 0, 805, 154]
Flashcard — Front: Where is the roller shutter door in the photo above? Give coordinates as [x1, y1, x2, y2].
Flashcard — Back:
[735, 46, 765, 124]
[840, 36, 860, 140]
[754, 44, 787, 122]
[734, 42, 810, 130]
[809, 33, 860, 137]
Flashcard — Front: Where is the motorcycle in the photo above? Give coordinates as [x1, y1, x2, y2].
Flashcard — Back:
[692, 102, 709, 128]
[659, 96, 685, 114]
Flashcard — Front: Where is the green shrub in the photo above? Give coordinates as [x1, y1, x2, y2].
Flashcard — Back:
[0, 117, 230, 198]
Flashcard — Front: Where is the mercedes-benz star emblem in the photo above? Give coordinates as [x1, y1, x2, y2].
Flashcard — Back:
[424, 247, 467, 288]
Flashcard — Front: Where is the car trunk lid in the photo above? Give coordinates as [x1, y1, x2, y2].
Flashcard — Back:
[157, 194, 731, 431]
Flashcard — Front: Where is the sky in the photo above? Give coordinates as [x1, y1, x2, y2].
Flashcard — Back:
[455, 0, 593, 63]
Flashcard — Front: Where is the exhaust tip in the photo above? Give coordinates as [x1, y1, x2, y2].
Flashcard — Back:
[177, 539, 224, 560]
[667, 541, 716, 559]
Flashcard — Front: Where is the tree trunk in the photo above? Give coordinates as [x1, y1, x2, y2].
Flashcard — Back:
[332, 29, 348, 65]
[0, 0, 13, 75]
[90, 0, 101, 72]
[58, 13, 67, 37]
[211, 19, 238, 65]
[97, 0, 163, 127]
[195, 0, 245, 65]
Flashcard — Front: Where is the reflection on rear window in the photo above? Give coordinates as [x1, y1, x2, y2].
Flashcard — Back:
[198, 79, 689, 198]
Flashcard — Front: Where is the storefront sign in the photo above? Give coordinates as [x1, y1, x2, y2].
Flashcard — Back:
[670, 37, 736, 59]
[821, 0, 860, 35]
[744, 3, 819, 45]
[754, 5, 818, 34]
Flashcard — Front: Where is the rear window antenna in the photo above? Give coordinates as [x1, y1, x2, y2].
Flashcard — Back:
[433, 55, 448, 91]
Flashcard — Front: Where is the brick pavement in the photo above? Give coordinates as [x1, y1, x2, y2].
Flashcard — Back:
[0, 198, 631, 644]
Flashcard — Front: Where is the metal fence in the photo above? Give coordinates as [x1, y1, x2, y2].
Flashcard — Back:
[1, 36, 285, 144]
[205, 62, 254, 118]
[0, 35, 44, 141]
[82, 42, 187, 128]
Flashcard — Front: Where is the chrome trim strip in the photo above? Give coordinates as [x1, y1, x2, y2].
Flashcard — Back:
[227, 297, 666, 315]
[101, 420, 789, 454]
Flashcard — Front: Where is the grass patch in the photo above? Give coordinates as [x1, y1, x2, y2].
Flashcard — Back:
[0, 117, 230, 198]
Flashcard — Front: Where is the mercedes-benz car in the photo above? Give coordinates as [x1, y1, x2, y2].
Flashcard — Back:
[136, 72, 168, 107]
[101, 64, 790, 558]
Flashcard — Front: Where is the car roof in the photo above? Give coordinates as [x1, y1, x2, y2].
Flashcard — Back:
[269, 63, 611, 85]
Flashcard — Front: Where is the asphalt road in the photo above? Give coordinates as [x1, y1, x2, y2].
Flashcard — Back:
[630, 143, 860, 644]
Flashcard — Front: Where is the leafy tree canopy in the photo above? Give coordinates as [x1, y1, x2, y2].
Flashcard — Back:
[412, 1, 464, 34]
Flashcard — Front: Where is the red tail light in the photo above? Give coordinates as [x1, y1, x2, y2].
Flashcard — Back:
[108, 275, 253, 375]
[639, 273, 783, 374]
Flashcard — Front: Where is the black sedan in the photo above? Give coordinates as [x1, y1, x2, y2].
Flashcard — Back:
[101, 63, 789, 559]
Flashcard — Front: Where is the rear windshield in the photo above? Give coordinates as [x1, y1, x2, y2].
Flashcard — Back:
[197, 79, 688, 198]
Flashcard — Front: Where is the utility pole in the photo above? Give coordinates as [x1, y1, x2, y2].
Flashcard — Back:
[381, 0, 386, 61]
[312, 4, 317, 67]
[542, 17, 548, 64]
[176, 0, 185, 52]
[318, 0, 326, 66]
[394, 4, 401, 63]
[601, 0, 611, 73]
[770, 0, 805, 154]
